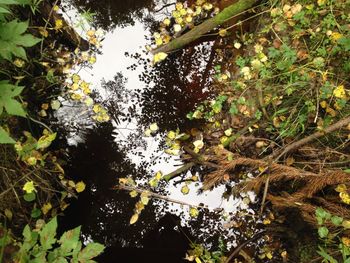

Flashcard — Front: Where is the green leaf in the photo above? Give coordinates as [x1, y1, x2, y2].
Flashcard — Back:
[317, 246, 338, 263]
[315, 207, 331, 220]
[22, 225, 38, 251]
[331, 215, 343, 226]
[0, 6, 10, 13]
[318, 226, 329, 238]
[23, 192, 36, 202]
[0, 127, 15, 143]
[78, 243, 105, 261]
[0, 0, 21, 4]
[31, 208, 41, 219]
[0, 81, 26, 117]
[4, 98, 26, 116]
[0, 19, 40, 61]
[58, 226, 81, 255]
[39, 216, 57, 250]
[36, 132, 56, 149]
[344, 169, 350, 174]
[52, 257, 68, 263]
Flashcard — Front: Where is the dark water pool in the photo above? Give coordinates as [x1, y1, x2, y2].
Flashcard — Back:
[56, 0, 243, 262]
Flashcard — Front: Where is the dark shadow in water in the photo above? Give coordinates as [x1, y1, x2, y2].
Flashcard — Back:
[58, 122, 194, 262]
[64, 0, 157, 30]
[57, 1, 233, 262]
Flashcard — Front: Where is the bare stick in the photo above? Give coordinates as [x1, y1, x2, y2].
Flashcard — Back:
[270, 116, 350, 162]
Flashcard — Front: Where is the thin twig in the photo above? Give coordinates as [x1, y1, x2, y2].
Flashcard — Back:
[115, 184, 209, 210]
[270, 116, 350, 162]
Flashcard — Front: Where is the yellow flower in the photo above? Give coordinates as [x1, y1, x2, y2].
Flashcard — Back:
[23, 181, 35, 194]
[333, 85, 346, 99]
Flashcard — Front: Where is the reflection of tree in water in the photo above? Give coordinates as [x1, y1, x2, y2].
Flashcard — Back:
[67, 0, 158, 30]
[59, 122, 165, 248]
[128, 42, 217, 132]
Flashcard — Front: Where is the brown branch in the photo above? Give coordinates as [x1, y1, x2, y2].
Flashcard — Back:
[270, 116, 350, 161]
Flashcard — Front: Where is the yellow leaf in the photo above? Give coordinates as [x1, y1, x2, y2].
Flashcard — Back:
[155, 171, 162, 180]
[335, 184, 347, 193]
[320, 100, 327, 108]
[153, 52, 168, 64]
[23, 181, 35, 194]
[75, 181, 86, 193]
[39, 27, 48, 37]
[72, 73, 80, 83]
[219, 29, 227, 37]
[195, 257, 202, 263]
[42, 202, 52, 215]
[5, 209, 12, 220]
[163, 18, 171, 26]
[13, 58, 25, 67]
[54, 19, 63, 30]
[193, 140, 204, 149]
[333, 85, 346, 99]
[189, 207, 199, 218]
[129, 190, 138, 198]
[173, 24, 181, 32]
[181, 185, 190, 195]
[141, 196, 150, 205]
[149, 123, 159, 132]
[130, 214, 139, 225]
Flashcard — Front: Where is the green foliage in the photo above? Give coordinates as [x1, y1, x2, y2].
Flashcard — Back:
[15, 217, 105, 263]
[0, 0, 40, 145]
[0, 80, 26, 117]
[315, 207, 350, 263]
[0, 20, 40, 61]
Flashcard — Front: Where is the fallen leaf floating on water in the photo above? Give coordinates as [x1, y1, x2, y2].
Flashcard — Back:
[181, 185, 190, 195]
[75, 181, 86, 193]
[130, 213, 139, 225]
[153, 52, 167, 64]
[189, 207, 199, 218]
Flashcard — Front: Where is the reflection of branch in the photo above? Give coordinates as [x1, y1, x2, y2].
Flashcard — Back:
[200, 44, 216, 90]
[115, 184, 207, 209]
[154, 2, 176, 13]
[225, 230, 265, 263]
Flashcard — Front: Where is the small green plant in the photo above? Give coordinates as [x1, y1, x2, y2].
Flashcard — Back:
[14, 217, 105, 263]
[315, 207, 350, 263]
